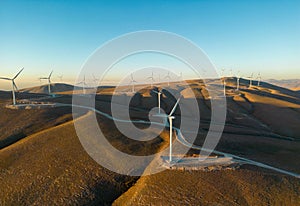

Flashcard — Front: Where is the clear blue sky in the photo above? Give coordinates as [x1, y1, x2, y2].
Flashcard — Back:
[0, 0, 299, 89]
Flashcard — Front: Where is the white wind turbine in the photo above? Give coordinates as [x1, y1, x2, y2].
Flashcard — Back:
[146, 71, 155, 87]
[257, 73, 262, 87]
[40, 71, 53, 94]
[178, 72, 183, 80]
[165, 72, 171, 86]
[153, 96, 181, 162]
[57, 75, 63, 82]
[77, 75, 88, 94]
[0, 68, 24, 105]
[92, 74, 100, 83]
[130, 74, 137, 93]
[248, 73, 254, 88]
[220, 68, 226, 95]
[220, 68, 226, 77]
[152, 89, 162, 114]
[236, 70, 241, 91]
[229, 69, 233, 77]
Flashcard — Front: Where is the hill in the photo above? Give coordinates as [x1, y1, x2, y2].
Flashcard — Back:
[114, 167, 300, 205]
[20, 83, 76, 94]
[1, 78, 300, 205]
[266, 79, 300, 91]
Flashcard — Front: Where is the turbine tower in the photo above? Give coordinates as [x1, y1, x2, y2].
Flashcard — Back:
[236, 70, 241, 91]
[178, 72, 183, 80]
[248, 73, 254, 88]
[165, 72, 171, 86]
[229, 69, 233, 77]
[257, 73, 262, 87]
[220, 68, 226, 77]
[153, 89, 162, 114]
[130, 74, 137, 93]
[0, 68, 24, 105]
[147, 71, 155, 87]
[40, 71, 53, 94]
[77, 75, 88, 94]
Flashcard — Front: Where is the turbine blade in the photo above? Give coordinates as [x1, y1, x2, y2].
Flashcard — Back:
[169, 96, 182, 116]
[13, 81, 19, 91]
[152, 114, 168, 118]
[48, 70, 53, 79]
[13, 68, 24, 79]
[0, 77, 12, 80]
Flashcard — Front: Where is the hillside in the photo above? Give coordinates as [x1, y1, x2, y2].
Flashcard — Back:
[1, 78, 300, 205]
[0, 112, 169, 205]
[114, 167, 300, 205]
[266, 79, 300, 91]
[20, 83, 76, 94]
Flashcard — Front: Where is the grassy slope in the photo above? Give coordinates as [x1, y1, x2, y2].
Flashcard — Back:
[114, 167, 300, 206]
[0, 114, 137, 205]
[0, 106, 73, 149]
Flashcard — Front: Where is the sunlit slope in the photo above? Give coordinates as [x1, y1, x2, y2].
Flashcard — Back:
[0, 110, 170, 205]
[0, 114, 136, 205]
[114, 167, 300, 206]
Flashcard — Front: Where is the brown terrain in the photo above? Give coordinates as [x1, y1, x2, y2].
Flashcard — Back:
[1, 78, 300, 205]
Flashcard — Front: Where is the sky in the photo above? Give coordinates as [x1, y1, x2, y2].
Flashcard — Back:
[0, 0, 299, 90]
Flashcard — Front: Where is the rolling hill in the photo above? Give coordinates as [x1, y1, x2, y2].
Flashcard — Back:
[1, 78, 300, 205]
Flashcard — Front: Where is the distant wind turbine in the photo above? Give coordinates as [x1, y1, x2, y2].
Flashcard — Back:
[57, 75, 63, 82]
[146, 71, 155, 87]
[0, 68, 24, 105]
[229, 69, 233, 77]
[248, 73, 254, 88]
[153, 96, 181, 162]
[223, 77, 227, 96]
[220, 68, 226, 77]
[178, 72, 183, 80]
[165, 72, 171, 86]
[130, 74, 137, 93]
[257, 73, 262, 87]
[40, 70, 53, 94]
[77, 75, 88, 94]
[92, 74, 100, 83]
[236, 70, 241, 91]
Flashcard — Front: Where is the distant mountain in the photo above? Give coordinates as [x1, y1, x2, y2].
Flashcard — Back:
[266, 79, 300, 91]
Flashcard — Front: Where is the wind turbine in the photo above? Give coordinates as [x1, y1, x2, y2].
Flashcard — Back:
[220, 68, 226, 77]
[92, 74, 99, 83]
[229, 69, 233, 77]
[178, 72, 183, 80]
[236, 70, 241, 91]
[146, 71, 155, 87]
[165, 72, 171, 86]
[40, 71, 53, 94]
[248, 73, 254, 88]
[257, 73, 262, 87]
[153, 96, 181, 162]
[130, 74, 137, 93]
[77, 75, 88, 94]
[152, 89, 162, 114]
[57, 75, 63, 82]
[0, 68, 24, 105]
